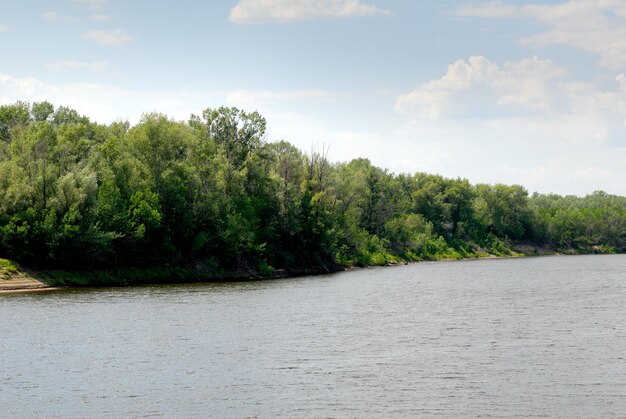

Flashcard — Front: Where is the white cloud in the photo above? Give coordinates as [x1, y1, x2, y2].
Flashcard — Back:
[73, 0, 108, 10]
[494, 57, 568, 111]
[227, 89, 337, 106]
[230, 0, 390, 24]
[455, 0, 626, 70]
[0, 25, 8, 32]
[454, 1, 517, 18]
[88, 14, 111, 21]
[42, 11, 78, 22]
[393, 55, 626, 194]
[519, 1, 626, 69]
[396, 55, 626, 139]
[44, 61, 109, 73]
[83, 29, 134, 46]
[396, 56, 567, 119]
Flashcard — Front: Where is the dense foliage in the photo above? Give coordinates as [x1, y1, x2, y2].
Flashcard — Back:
[1, 101, 624, 273]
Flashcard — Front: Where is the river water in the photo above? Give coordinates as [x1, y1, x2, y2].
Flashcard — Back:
[1, 254, 625, 418]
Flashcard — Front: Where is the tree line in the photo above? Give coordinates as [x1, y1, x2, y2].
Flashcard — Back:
[0, 101, 624, 274]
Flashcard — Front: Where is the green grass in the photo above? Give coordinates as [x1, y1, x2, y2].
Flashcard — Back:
[40, 266, 205, 287]
[0, 258, 20, 278]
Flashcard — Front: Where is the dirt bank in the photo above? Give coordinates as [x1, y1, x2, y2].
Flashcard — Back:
[0, 276, 61, 294]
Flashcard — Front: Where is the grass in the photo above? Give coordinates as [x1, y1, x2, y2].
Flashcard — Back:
[0, 258, 21, 279]
[40, 266, 203, 287]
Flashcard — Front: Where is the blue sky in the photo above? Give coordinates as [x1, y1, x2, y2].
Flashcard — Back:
[1, 0, 625, 195]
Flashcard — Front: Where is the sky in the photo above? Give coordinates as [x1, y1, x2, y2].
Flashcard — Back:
[1, 0, 625, 196]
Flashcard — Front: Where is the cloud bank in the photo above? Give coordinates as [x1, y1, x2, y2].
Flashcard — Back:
[396, 56, 571, 119]
[396, 55, 626, 134]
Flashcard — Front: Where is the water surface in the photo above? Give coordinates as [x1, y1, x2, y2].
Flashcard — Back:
[2, 255, 625, 417]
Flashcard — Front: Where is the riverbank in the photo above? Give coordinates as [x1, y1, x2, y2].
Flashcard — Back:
[1, 245, 621, 294]
[0, 259, 344, 294]
[0, 259, 63, 294]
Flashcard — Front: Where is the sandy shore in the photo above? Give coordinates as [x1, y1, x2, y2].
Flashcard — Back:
[0, 276, 62, 294]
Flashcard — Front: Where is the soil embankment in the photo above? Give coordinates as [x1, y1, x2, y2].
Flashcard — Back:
[0, 259, 61, 294]
[0, 276, 59, 294]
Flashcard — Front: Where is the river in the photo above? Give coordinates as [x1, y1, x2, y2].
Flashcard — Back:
[1, 254, 625, 418]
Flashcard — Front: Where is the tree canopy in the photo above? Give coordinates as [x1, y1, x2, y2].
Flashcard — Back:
[0, 102, 624, 273]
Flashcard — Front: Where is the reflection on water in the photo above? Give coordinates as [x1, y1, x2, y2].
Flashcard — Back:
[2, 255, 626, 418]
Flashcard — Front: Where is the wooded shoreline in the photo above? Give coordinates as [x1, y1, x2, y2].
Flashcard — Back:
[1, 102, 625, 288]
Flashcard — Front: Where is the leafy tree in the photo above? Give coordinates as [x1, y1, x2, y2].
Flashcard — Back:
[474, 184, 532, 240]
[31, 101, 55, 122]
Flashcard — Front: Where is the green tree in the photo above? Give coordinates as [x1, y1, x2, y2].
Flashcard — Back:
[474, 184, 532, 240]
[31, 101, 55, 122]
